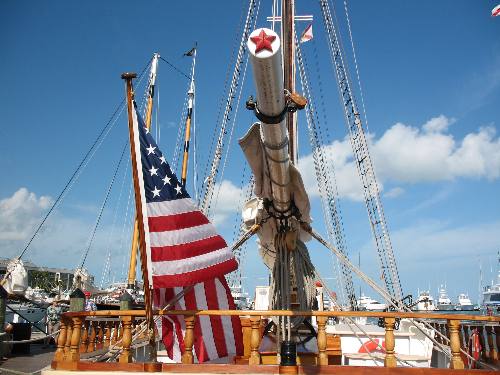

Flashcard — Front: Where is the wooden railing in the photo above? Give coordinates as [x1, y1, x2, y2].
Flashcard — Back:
[51, 309, 499, 372]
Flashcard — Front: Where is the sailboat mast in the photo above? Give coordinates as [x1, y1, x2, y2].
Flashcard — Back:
[126, 54, 159, 290]
[180, 48, 197, 187]
[121, 72, 156, 355]
[281, 0, 297, 164]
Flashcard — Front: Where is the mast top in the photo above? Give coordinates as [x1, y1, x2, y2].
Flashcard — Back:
[121, 72, 137, 80]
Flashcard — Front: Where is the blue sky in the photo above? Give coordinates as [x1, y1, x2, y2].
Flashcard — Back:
[1, 1, 499, 305]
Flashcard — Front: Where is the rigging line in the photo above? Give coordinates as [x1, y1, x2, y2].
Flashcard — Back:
[14, 58, 151, 262]
[99, 148, 130, 288]
[199, 2, 248, 198]
[119, 180, 134, 280]
[158, 56, 190, 80]
[210, 52, 250, 217]
[80, 141, 128, 269]
[343, 0, 369, 133]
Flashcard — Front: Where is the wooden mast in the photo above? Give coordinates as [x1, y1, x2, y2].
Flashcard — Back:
[121, 72, 156, 359]
[282, 0, 297, 164]
[126, 54, 159, 290]
[180, 48, 197, 187]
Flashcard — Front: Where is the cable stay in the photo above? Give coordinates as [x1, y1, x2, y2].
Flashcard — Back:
[296, 34, 357, 310]
[318, 0, 403, 302]
[199, 0, 261, 216]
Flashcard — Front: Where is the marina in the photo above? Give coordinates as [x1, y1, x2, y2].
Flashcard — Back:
[1, 1, 500, 374]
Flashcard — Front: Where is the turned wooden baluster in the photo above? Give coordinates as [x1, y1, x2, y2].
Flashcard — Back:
[80, 320, 89, 353]
[384, 317, 397, 367]
[119, 316, 133, 363]
[249, 316, 261, 365]
[69, 316, 84, 362]
[317, 315, 328, 365]
[104, 321, 112, 347]
[489, 326, 498, 361]
[88, 321, 97, 352]
[111, 321, 119, 344]
[182, 315, 195, 364]
[96, 321, 105, 349]
[63, 318, 73, 359]
[54, 316, 67, 362]
[448, 319, 465, 369]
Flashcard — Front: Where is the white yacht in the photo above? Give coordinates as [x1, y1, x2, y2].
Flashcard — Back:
[357, 294, 387, 312]
[436, 286, 454, 311]
[455, 293, 474, 311]
[413, 291, 436, 311]
[482, 256, 500, 313]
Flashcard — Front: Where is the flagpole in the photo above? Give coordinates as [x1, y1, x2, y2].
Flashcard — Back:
[126, 54, 159, 290]
[180, 47, 197, 187]
[121, 72, 157, 363]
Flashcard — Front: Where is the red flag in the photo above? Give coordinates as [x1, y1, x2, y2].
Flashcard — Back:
[300, 23, 313, 43]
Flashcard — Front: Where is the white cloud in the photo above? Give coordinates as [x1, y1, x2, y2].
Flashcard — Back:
[0, 188, 52, 241]
[209, 180, 247, 226]
[0, 188, 132, 285]
[298, 115, 500, 200]
[422, 114, 455, 133]
[384, 187, 405, 198]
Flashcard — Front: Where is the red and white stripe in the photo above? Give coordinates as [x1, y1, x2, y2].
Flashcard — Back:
[131, 107, 237, 288]
[493, 4, 500, 17]
[154, 277, 244, 362]
[147, 198, 238, 288]
[300, 23, 313, 43]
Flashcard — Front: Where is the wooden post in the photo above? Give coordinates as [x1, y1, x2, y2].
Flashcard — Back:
[104, 321, 112, 347]
[119, 316, 133, 363]
[54, 316, 67, 362]
[249, 316, 261, 365]
[69, 316, 83, 362]
[96, 322, 105, 349]
[182, 315, 195, 364]
[88, 321, 97, 352]
[63, 318, 73, 360]
[112, 321, 119, 344]
[448, 319, 464, 369]
[384, 317, 397, 367]
[126, 221, 139, 289]
[80, 320, 89, 353]
[317, 315, 328, 365]
[240, 317, 252, 358]
[122, 71, 156, 359]
[489, 326, 498, 361]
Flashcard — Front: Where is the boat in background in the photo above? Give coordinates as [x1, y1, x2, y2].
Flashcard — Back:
[455, 293, 474, 311]
[357, 294, 387, 312]
[483, 254, 500, 313]
[413, 291, 436, 311]
[436, 286, 454, 311]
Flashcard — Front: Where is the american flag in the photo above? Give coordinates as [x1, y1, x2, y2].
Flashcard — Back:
[131, 103, 243, 361]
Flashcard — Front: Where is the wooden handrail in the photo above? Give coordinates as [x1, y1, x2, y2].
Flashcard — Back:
[62, 309, 500, 322]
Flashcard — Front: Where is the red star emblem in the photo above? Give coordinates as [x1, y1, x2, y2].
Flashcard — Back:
[250, 29, 276, 53]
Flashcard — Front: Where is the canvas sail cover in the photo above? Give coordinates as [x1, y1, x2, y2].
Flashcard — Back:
[131, 104, 243, 362]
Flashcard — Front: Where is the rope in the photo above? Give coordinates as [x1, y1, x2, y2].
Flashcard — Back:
[158, 56, 190, 80]
[8, 58, 151, 267]
[296, 31, 356, 309]
[343, 0, 369, 133]
[1, 330, 61, 344]
[199, 0, 260, 216]
[79, 141, 128, 268]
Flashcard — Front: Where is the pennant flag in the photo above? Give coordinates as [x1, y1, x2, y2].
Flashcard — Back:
[300, 23, 313, 43]
[131, 104, 242, 362]
[183, 46, 197, 57]
[493, 4, 500, 17]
